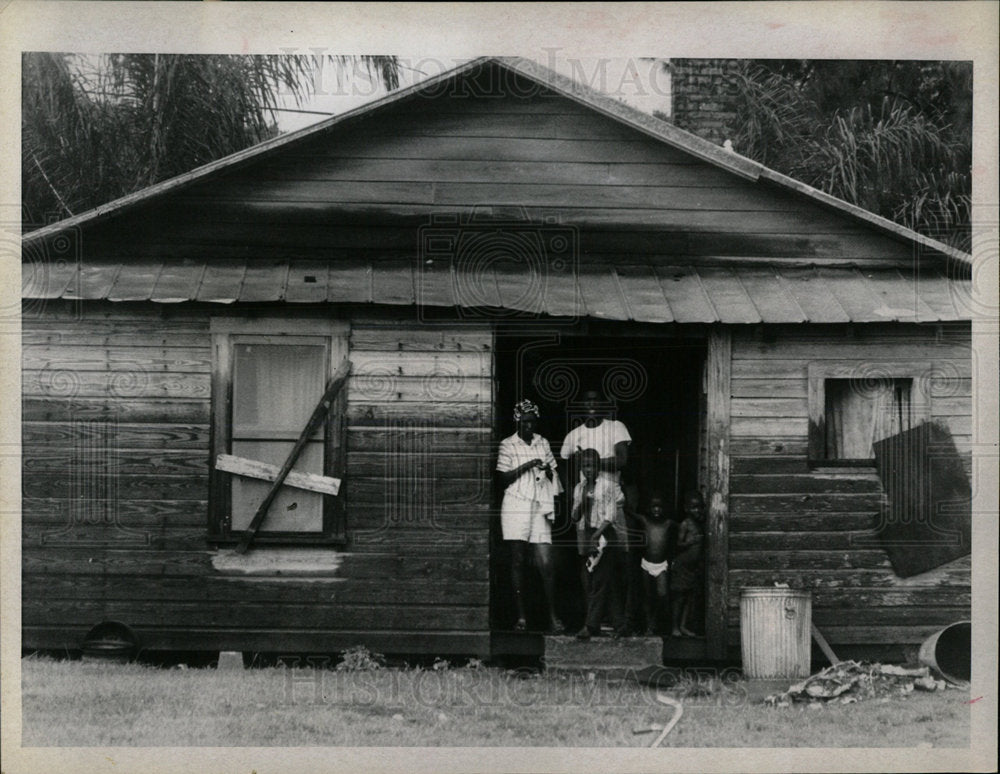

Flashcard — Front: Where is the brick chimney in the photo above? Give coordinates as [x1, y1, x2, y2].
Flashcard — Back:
[668, 59, 741, 147]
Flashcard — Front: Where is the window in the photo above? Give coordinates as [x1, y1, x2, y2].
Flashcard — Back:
[209, 318, 348, 544]
[808, 362, 931, 466]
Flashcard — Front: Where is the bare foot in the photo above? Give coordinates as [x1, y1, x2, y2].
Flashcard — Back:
[679, 626, 696, 637]
[671, 628, 682, 637]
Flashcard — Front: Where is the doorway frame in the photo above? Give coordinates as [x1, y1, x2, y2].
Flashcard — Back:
[489, 321, 731, 658]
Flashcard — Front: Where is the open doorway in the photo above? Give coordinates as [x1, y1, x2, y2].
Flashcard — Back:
[491, 331, 707, 636]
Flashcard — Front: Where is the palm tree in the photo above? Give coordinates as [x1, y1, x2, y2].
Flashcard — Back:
[728, 61, 971, 251]
[22, 53, 399, 229]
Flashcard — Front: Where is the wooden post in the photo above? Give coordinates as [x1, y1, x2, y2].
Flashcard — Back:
[235, 358, 351, 554]
[704, 327, 731, 659]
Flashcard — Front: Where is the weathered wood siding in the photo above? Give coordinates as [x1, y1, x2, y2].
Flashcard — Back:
[22, 302, 493, 654]
[727, 322, 973, 648]
[79, 69, 923, 269]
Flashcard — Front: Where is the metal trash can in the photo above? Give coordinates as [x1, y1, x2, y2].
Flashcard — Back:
[740, 588, 811, 679]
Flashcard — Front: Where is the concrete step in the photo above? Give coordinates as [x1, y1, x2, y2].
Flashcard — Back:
[544, 635, 662, 671]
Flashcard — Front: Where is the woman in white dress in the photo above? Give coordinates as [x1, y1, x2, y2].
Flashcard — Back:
[496, 399, 564, 634]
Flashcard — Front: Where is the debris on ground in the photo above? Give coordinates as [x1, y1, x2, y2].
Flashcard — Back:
[650, 694, 683, 748]
[764, 661, 952, 707]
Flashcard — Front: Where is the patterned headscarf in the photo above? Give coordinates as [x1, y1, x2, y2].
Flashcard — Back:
[513, 399, 540, 421]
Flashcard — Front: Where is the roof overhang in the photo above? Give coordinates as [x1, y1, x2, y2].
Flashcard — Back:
[22, 256, 973, 324]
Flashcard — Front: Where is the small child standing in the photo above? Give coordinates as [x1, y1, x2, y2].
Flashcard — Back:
[634, 493, 674, 635]
[571, 448, 627, 640]
[671, 490, 705, 637]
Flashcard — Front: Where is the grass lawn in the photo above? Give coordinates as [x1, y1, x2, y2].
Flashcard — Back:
[19, 656, 970, 748]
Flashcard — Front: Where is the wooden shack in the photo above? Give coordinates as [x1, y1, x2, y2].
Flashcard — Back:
[21, 57, 973, 662]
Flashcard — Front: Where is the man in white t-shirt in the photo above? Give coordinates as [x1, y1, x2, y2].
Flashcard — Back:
[559, 389, 632, 483]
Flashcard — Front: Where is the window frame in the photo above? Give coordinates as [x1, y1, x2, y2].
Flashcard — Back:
[209, 317, 349, 545]
[807, 360, 932, 468]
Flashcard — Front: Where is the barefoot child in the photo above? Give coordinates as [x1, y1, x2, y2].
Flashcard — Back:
[634, 493, 674, 635]
[571, 448, 627, 640]
[671, 490, 705, 637]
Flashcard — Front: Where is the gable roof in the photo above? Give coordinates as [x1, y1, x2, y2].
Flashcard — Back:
[22, 56, 970, 269]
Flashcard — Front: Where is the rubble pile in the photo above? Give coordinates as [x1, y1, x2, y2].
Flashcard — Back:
[764, 661, 953, 707]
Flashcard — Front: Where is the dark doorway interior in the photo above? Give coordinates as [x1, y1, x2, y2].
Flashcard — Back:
[491, 332, 706, 633]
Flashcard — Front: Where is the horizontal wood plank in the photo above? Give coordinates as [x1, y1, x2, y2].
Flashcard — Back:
[348, 374, 490, 403]
[726, 607, 970, 628]
[729, 512, 879, 532]
[23, 598, 487, 630]
[346, 402, 490, 428]
[728, 531, 881, 551]
[22, 498, 207, 527]
[729, 473, 881, 495]
[24, 449, 208, 476]
[729, 549, 892, 570]
[22, 421, 209, 449]
[23, 473, 209, 501]
[730, 455, 810, 474]
[22, 548, 487, 579]
[216, 453, 340, 495]
[347, 428, 491, 452]
[731, 493, 883, 514]
[728, 556, 970, 590]
[22, 370, 209, 399]
[23, 626, 491, 655]
[23, 573, 490, 606]
[350, 328, 492, 351]
[22, 345, 211, 373]
[350, 349, 490, 377]
[22, 398, 210, 423]
[347, 451, 491, 479]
